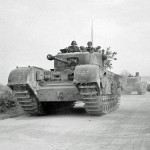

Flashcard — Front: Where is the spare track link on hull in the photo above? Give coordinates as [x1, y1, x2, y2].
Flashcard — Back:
[14, 86, 45, 115]
[78, 83, 120, 115]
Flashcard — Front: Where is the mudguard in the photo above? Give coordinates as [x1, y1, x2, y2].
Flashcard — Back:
[7, 67, 43, 95]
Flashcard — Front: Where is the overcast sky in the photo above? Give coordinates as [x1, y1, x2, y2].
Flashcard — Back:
[0, 0, 150, 84]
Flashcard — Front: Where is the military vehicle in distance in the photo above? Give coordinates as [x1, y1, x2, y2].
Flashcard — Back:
[147, 84, 150, 92]
[123, 72, 147, 95]
[7, 49, 121, 116]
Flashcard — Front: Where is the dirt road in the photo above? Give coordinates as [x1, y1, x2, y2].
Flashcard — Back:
[0, 93, 150, 150]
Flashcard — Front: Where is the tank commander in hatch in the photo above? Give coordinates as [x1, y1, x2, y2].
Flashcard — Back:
[80, 41, 101, 53]
[86, 41, 95, 53]
[68, 41, 81, 53]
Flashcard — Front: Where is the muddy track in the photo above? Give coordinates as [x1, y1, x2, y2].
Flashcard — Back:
[78, 83, 120, 115]
[14, 87, 45, 115]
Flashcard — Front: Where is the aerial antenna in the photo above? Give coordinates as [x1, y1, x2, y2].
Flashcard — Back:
[91, 20, 93, 45]
[74, 35, 75, 41]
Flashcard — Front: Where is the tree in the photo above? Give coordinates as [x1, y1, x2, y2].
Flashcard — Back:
[103, 47, 117, 69]
[120, 70, 130, 89]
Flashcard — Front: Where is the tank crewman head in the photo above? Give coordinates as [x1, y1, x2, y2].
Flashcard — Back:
[86, 41, 95, 53]
[87, 41, 93, 48]
[68, 41, 80, 53]
[71, 41, 77, 46]
[95, 46, 101, 52]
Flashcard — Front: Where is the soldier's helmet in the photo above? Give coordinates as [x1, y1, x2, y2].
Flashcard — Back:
[71, 41, 77, 46]
[87, 41, 92, 46]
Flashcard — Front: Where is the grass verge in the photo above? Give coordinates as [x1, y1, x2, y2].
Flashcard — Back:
[0, 84, 25, 120]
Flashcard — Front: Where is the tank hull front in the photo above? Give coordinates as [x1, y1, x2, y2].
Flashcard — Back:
[36, 82, 81, 102]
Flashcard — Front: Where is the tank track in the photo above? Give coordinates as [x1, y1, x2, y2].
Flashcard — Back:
[78, 83, 120, 115]
[13, 85, 75, 115]
[14, 85, 45, 115]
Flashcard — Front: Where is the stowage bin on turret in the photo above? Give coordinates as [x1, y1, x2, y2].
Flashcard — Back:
[7, 50, 122, 116]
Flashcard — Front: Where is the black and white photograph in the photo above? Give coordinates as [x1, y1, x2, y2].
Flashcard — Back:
[0, 0, 150, 149]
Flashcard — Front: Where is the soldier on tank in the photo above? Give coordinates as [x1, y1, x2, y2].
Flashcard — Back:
[80, 41, 101, 53]
[68, 41, 81, 53]
[86, 41, 95, 53]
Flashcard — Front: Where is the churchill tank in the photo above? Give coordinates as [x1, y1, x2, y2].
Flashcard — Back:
[7, 48, 121, 116]
[123, 72, 147, 95]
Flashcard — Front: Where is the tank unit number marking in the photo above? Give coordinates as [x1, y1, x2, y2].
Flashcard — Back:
[76, 70, 89, 76]
[57, 91, 64, 100]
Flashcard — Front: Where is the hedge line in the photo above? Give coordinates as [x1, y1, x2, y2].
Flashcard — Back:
[0, 84, 22, 115]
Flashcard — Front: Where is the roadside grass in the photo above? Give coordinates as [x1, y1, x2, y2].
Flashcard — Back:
[0, 107, 24, 120]
[0, 84, 24, 120]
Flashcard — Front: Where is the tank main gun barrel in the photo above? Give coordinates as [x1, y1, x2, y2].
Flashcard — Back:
[47, 54, 69, 64]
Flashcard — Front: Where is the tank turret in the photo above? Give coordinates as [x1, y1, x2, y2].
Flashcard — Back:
[47, 54, 79, 69]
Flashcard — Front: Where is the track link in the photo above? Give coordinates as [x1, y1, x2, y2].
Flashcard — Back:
[78, 83, 120, 115]
[14, 86, 45, 115]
